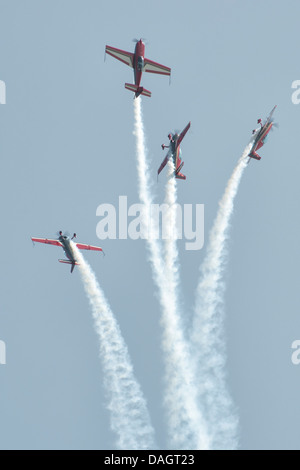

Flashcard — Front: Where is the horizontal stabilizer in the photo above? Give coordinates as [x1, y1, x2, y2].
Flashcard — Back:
[125, 83, 151, 98]
[59, 259, 79, 273]
[58, 259, 79, 265]
[249, 152, 261, 161]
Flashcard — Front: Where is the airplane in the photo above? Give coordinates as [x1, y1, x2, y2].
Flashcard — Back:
[157, 122, 191, 180]
[248, 105, 277, 162]
[105, 38, 171, 98]
[31, 231, 103, 273]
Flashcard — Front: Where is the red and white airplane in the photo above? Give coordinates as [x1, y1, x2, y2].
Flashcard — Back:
[248, 105, 277, 162]
[158, 122, 191, 180]
[31, 231, 103, 273]
[105, 39, 171, 98]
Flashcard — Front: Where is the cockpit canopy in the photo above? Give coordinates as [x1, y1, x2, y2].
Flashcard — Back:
[137, 56, 144, 71]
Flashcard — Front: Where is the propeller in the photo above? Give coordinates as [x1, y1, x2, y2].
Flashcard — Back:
[167, 130, 179, 139]
[56, 230, 70, 238]
[132, 37, 147, 44]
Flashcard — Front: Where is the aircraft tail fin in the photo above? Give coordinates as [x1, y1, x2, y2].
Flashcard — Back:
[125, 83, 151, 98]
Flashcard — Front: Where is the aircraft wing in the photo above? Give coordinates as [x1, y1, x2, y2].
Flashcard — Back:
[266, 105, 277, 123]
[158, 155, 169, 176]
[177, 122, 191, 146]
[105, 45, 134, 68]
[144, 58, 171, 76]
[76, 243, 103, 252]
[31, 237, 62, 247]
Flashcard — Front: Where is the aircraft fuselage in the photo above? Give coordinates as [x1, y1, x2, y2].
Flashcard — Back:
[133, 40, 145, 87]
[58, 235, 76, 264]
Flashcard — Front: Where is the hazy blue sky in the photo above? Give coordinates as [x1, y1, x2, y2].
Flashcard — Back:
[0, 0, 300, 450]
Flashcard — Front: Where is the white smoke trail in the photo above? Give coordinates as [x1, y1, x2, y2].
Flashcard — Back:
[192, 141, 253, 450]
[163, 160, 180, 308]
[133, 97, 210, 450]
[71, 242, 156, 450]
